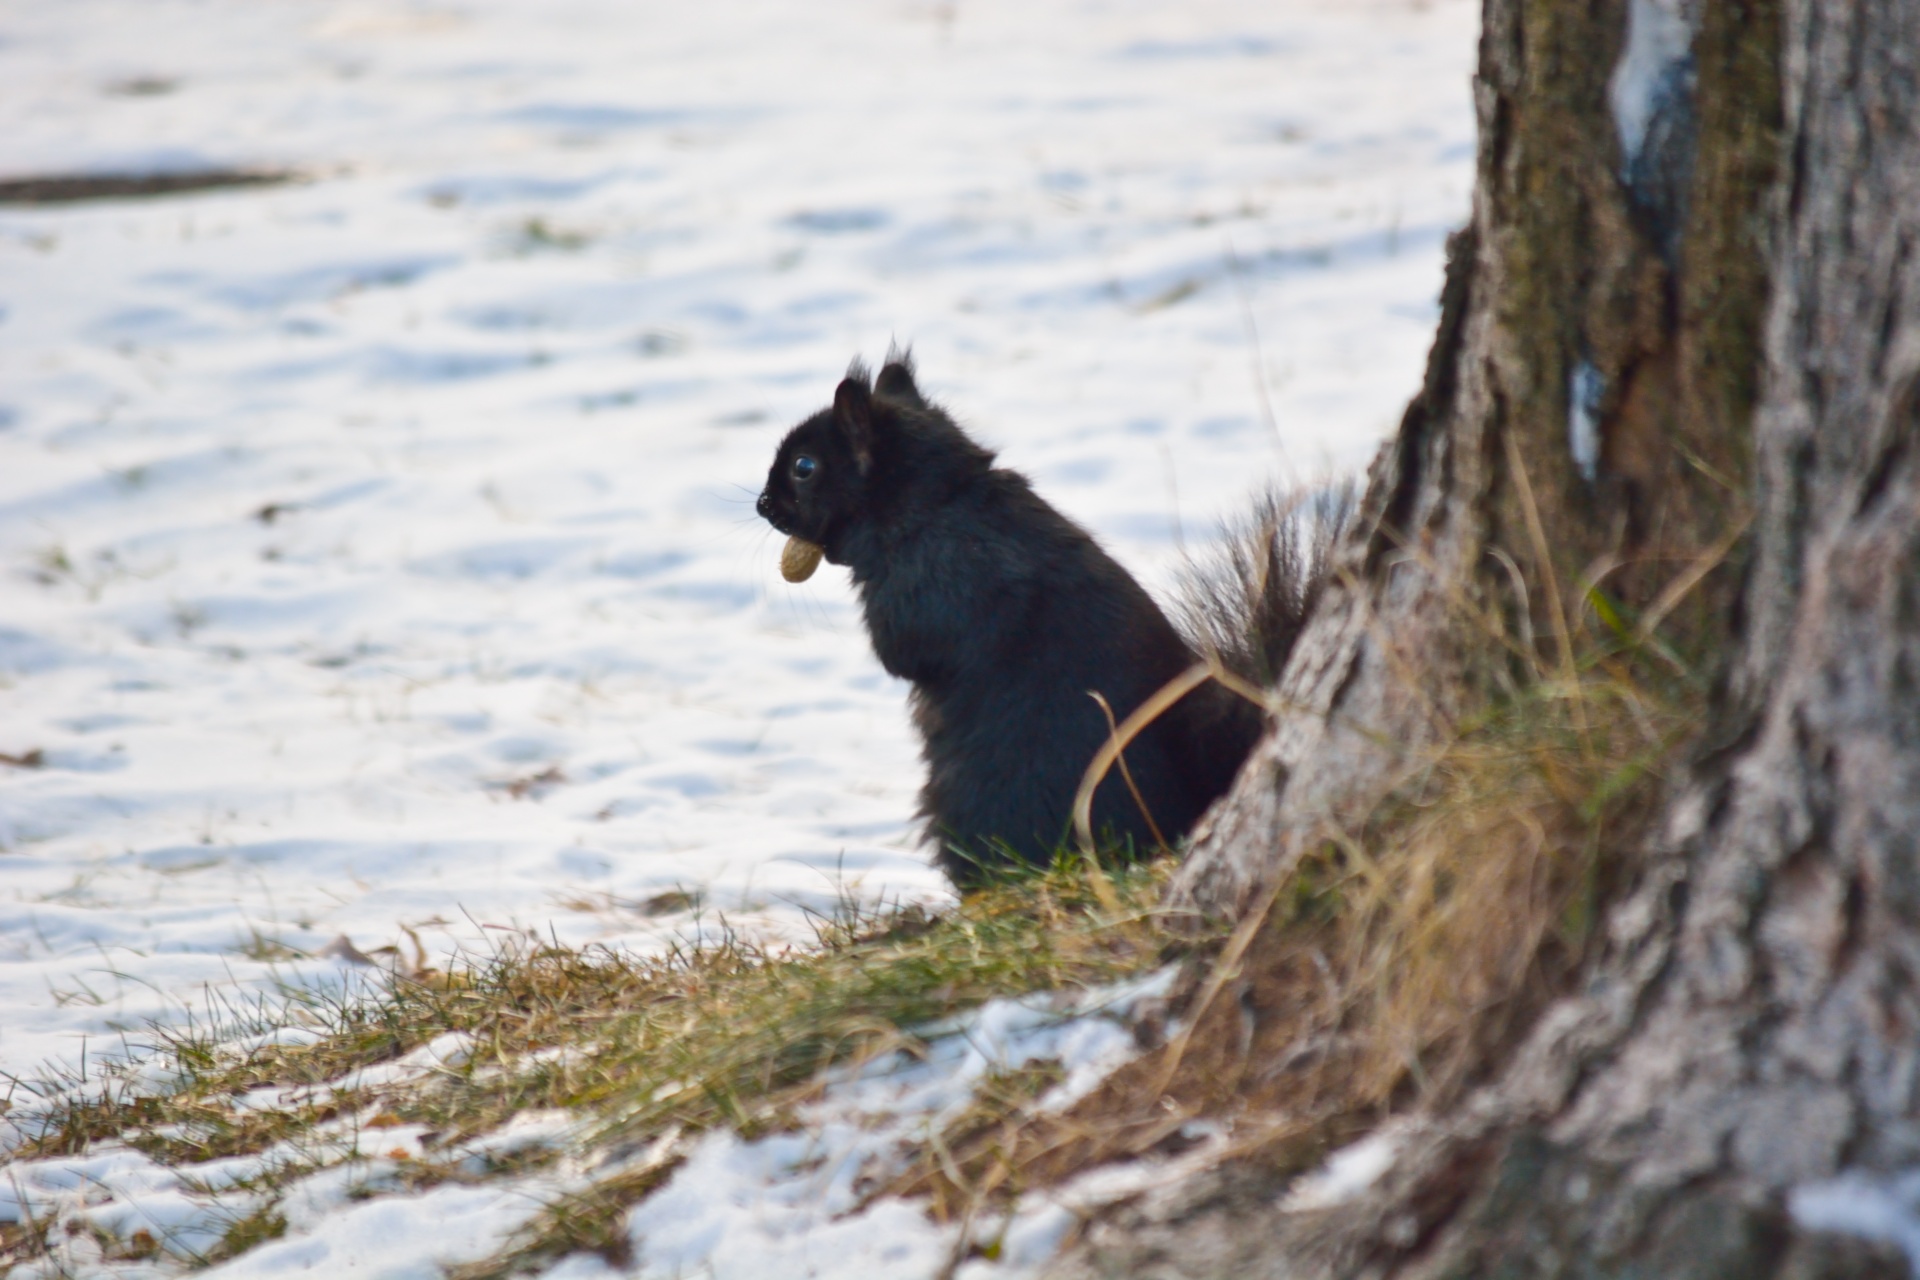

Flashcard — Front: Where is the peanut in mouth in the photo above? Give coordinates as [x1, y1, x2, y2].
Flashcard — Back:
[780, 536, 824, 583]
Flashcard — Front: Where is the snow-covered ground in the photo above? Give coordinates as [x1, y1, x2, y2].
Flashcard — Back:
[2, 0, 1474, 1268]
[3, 964, 1251, 1279]
[1, 0, 1476, 1079]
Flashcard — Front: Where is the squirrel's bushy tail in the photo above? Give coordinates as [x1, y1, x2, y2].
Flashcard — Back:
[1176, 480, 1359, 688]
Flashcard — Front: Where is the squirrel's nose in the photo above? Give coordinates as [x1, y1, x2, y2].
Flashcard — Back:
[755, 491, 772, 518]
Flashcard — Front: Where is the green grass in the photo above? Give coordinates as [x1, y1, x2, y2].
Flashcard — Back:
[3, 859, 1201, 1276]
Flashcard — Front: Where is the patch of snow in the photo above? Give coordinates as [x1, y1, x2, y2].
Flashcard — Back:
[1789, 1171, 1920, 1277]
[3, 1147, 267, 1265]
[3, 1117, 570, 1277]
[618, 969, 1176, 1280]
[1569, 358, 1605, 484]
[625, 1134, 954, 1280]
[454, 1107, 580, 1162]
[206, 1176, 560, 1279]
[1608, 0, 1696, 172]
[1280, 1126, 1406, 1212]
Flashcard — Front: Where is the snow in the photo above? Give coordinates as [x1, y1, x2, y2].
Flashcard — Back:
[613, 970, 1175, 1280]
[1, 0, 1476, 1087]
[3, 1083, 575, 1276]
[205, 1177, 554, 1279]
[1608, 0, 1696, 171]
[1791, 1172, 1920, 1278]
[2, 970, 1180, 1278]
[1568, 358, 1603, 485]
[2, 0, 1477, 1274]
[1279, 1126, 1406, 1212]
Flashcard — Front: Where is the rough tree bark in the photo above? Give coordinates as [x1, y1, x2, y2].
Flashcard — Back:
[1049, 0, 1920, 1275]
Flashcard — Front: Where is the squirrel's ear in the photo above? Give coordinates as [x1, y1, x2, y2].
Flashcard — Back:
[833, 375, 875, 474]
[875, 344, 926, 408]
[875, 364, 926, 408]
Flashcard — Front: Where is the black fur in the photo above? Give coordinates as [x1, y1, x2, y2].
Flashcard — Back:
[1174, 482, 1356, 689]
[756, 352, 1334, 886]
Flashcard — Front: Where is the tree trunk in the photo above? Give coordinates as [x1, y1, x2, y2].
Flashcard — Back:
[1050, 0, 1920, 1274]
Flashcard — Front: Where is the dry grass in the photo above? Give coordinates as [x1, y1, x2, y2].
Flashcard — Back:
[1287, 660, 1683, 1108]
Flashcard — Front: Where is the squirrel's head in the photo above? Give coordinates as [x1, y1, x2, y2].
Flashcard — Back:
[757, 351, 989, 565]
[756, 363, 883, 554]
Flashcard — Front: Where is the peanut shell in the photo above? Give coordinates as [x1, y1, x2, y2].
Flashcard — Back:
[780, 536, 824, 583]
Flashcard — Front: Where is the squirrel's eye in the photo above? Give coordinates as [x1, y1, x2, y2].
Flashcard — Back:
[791, 455, 818, 482]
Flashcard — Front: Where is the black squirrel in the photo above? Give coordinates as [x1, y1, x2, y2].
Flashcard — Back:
[756, 351, 1347, 886]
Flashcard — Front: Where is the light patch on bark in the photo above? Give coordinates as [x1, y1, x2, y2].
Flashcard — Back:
[1568, 358, 1605, 483]
[1609, 0, 1698, 172]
